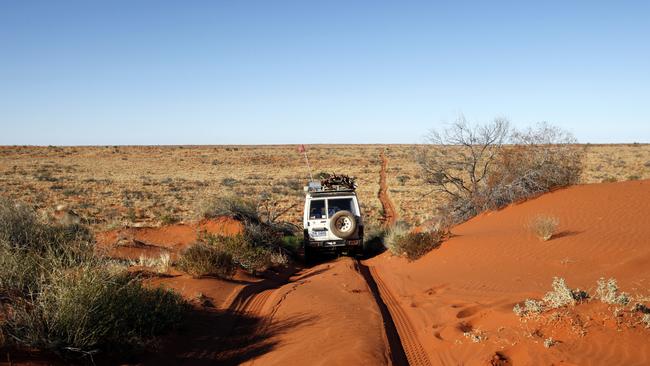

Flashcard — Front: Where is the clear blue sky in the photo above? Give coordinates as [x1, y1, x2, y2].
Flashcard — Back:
[1, 0, 649, 145]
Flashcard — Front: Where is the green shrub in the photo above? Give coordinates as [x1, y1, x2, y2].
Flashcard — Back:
[193, 194, 292, 273]
[0, 199, 188, 359]
[177, 242, 235, 278]
[243, 221, 283, 247]
[3, 265, 187, 356]
[0, 199, 39, 248]
[209, 235, 273, 274]
[198, 195, 259, 223]
[281, 235, 302, 253]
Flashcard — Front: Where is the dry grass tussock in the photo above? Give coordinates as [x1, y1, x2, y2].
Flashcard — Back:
[130, 253, 172, 273]
[177, 242, 235, 278]
[528, 214, 560, 241]
[384, 221, 444, 260]
[0, 198, 188, 361]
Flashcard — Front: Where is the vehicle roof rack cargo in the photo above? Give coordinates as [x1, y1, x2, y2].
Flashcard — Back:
[304, 179, 357, 194]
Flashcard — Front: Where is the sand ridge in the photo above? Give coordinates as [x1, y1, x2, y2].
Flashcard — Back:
[368, 179, 650, 365]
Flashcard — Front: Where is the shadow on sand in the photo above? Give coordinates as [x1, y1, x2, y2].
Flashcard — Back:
[141, 307, 314, 366]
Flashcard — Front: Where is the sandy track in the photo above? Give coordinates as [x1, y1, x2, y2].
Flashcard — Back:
[363, 264, 431, 366]
[378, 151, 398, 227]
[241, 258, 388, 366]
[223, 271, 294, 342]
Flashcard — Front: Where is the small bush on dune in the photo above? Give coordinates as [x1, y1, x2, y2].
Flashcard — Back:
[396, 231, 444, 260]
[595, 277, 630, 306]
[513, 299, 545, 317]
[543, 277, 587, 309]
[384, 221, 410, 256]
[528, 215, 560, 241]
[385, 222, 443, 260]
[177, 242, 235, 278]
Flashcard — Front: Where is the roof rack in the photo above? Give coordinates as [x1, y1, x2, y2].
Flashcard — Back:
[309, 189, 357, 197]
[304, 181, 356, 195]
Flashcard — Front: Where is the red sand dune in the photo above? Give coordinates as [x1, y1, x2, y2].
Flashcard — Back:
[367, 179, 650, 365]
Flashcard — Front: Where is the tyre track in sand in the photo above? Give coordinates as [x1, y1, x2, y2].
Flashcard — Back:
[224, 270, 309, 341]
[374, 150, 431, 365]
[359, 262, 432, 366]
[222, 270, 296, 345]
[378, 151, 398, 228]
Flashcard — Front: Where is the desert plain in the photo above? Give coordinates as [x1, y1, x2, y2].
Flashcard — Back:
[1, 143, 650, 365]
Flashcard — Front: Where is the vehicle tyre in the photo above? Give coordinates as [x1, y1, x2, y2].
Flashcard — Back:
[330, 210, 357, 239]
[347, 246, 361, 258]
[303, 231, 313, 263]
[304, 243, 312, 263]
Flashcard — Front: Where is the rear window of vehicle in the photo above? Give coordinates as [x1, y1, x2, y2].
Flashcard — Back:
[309, 200, 326, 219]
[327, 198, 353, 216]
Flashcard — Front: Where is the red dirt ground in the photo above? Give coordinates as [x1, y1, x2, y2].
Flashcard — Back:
[96, 217, 244, 260]
[5, 180, 650, 365]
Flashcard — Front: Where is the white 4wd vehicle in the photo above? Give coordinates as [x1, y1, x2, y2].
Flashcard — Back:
[303, 181, 364, 260]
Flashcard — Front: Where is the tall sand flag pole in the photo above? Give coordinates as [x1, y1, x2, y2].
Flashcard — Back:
[298, 144, 314, 182]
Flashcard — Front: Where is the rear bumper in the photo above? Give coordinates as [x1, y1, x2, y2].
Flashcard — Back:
[303, 226, 364, 249]
[307, 239, 362, 249]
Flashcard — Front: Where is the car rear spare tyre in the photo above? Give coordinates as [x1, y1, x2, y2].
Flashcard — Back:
[330, 210, 357, 239]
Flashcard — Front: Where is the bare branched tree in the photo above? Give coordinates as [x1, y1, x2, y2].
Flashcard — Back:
[416, 115, 510, 219]
[418, 117, 583, 223]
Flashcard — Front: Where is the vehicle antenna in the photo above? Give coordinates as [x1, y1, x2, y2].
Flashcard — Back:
[298, 144, 314, 182]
